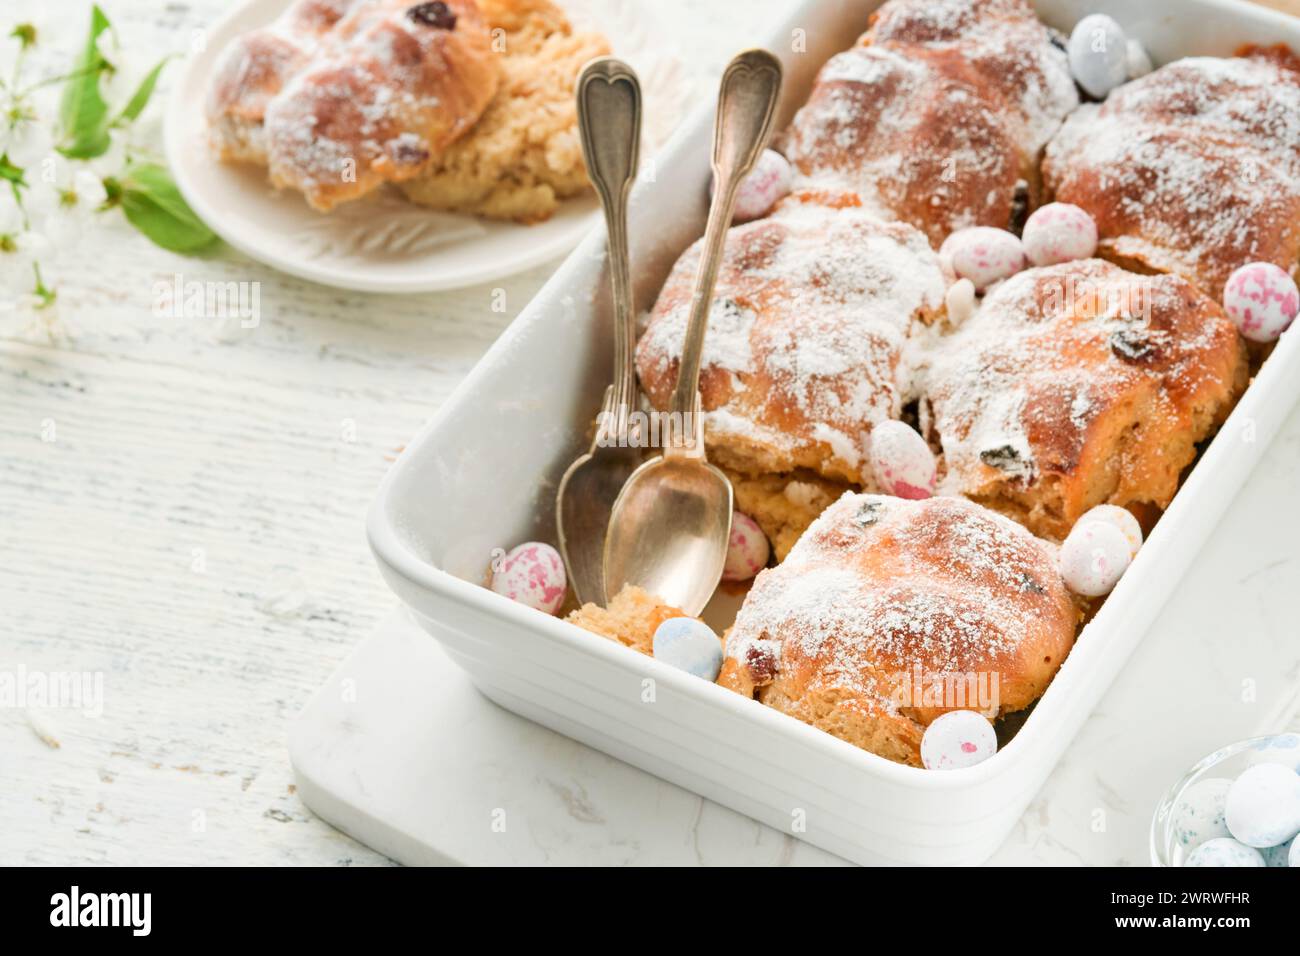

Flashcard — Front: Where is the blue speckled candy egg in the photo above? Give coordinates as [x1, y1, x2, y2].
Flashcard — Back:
[1185, 838, 1266, 867]
[1224, 763, 1300, 848]
[1291, 836, 1300, 867]
[1067, 14, 1129, 99]
[1245, 733, 1300, 773]
[1261, 835, 1296, 867]
[652, 617, 723, 681]
[1173, 778, 1232, 851]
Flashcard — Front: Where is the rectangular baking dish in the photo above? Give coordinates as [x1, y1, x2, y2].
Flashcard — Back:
[367, 0, 1300, 865]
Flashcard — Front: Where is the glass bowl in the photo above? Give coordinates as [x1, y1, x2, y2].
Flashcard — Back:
[1150, 734, 1299, 866]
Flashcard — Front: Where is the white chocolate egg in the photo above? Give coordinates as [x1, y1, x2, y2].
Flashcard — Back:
[652, 617, 723, 681]
[490, 542, 567, 615]
[920, 711, 998, 771]
[1224, 763, 1300, 848]
[1021, 202, 1098, 267]
[1222, 261, 1300, 343]
[1077, 503, 1143, 559]
[945, 278, 977, 325]
[940, 227, 1026, 293]
[715, 148, 793, 223]
[1058, 520, 1131, 597]
[723, 510, 770, 582]
[868, 420, 936, 500]
[1185, 837, 1266, 867]
[1068, 14, 1129, 99]
[1173, 778, 1233, 853]
[1126, 38, 1153, 79]
[1245, 733, 1300, 773]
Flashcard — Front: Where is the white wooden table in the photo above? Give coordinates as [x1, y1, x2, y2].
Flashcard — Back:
[3, 0, 1299, 867]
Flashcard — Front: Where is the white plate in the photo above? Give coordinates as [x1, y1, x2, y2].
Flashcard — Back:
[164, 0, 695, 293]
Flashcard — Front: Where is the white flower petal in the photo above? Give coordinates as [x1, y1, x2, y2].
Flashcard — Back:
[72, 169, 108, 208]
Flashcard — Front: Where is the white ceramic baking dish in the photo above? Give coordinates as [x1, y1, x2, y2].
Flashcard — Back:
[368, 0, 1300, 865]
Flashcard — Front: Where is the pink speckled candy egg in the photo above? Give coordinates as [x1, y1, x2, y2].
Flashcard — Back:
[868, 420, 936, 500]
[723, 510, 770, 582]
[490, 542, 567, 615]
[713, 148, 793, 223]
[1223, 262, 1300, 343]
[939, 227, 1026, 293]
[1077, 503, 1142, 559]
[1059, 520, 1131, 597]
[921, 711, 998, 770]
[1021, 202, 1098, 267]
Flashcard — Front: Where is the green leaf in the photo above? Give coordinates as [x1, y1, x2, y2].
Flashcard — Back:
[58, 5, 112, 159]
[114, 55, 173, 126]
[0, 153, 26, 190]
[119, 162, 218, 253]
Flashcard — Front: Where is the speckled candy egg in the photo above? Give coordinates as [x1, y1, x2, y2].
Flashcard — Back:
[1058, 520, 1132, 597]
[868, 420, 936, 500]
[1291, 836, 1300, 867]
[1222, 262, 1300, 343]
[715, 148, 793, 223]
[652, 617, 724, 681]
[1126, 38, 1153, 79]
[940, 227, 1026, 293]
[490, 542, 567, 615]
[1173, 778, 1233, 852]
[1262, 835, 1296, 867]
[1067, 14, 1129, 99]
[1246, 733, 1300, 773]
[1185, 837, 1266, 867]
[1224, 763, 1300, 848]
[723, 510, 770, 582]
[1078, 503, 1143, 559]
[1021, 203, 1098, 267]
[920, 711, 998, 771]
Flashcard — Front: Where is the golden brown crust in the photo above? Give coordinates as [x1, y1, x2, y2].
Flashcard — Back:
[635, 193, 949, 486]
[399, 0, 609, 223]
[208, 0, 500, 211]
[923, 259, 1248, 541]
[1043, 49, 1300, 296]
[781, 0, 1077, 247]
[720, 494, 1078, 766]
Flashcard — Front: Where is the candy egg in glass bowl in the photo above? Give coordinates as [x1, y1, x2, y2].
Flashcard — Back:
[1150, 735, 1300, 867]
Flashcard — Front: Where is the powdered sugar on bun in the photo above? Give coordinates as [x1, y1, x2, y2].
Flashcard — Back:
[717, 493, 1077, 766]
[635, 194, 949, 486]
[209, 0, 500, 211]
[781, 0, 1077, 247]
[1043, 49, 1300, 296]
[922, 259, 1247, 540]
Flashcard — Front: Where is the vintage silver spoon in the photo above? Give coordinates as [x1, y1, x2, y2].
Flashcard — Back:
[602, 49, 783, 615]
[555, 57, 645, 608]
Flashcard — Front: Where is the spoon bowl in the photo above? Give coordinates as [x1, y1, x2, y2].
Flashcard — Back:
[556, 394, 642, 607]
[603, 440, 734, 616]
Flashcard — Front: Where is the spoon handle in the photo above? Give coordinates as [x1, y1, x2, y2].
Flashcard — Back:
[576, 58, 642, 439]
[669, 49, 783, 425]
